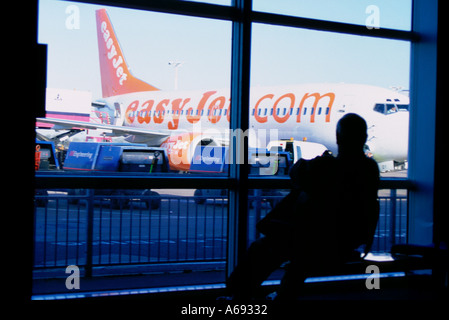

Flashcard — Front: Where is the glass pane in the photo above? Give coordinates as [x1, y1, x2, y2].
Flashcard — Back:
[245, 188, 408, 284]
[253, 0, 412, 31]
[33, 188, 227, 295]
[37, 0, 231, 175]
[250, 23, 410, 178]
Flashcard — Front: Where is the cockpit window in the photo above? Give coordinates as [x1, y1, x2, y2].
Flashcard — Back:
[373, 103, 409, 115]
[397, 104, 409, 111]
[386, 104, 397, 114]
[374, 103, 386, 114]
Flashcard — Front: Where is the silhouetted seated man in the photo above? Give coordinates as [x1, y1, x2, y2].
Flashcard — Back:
[226, 113, 380, 300]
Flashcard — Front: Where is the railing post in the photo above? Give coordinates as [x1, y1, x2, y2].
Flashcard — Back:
[254, 189, 262, 240]
[85, 189, 94, 278]
[389, 189, 397, 249]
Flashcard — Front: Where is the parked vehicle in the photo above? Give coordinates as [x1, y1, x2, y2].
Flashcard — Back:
[63, 142, 169, 209]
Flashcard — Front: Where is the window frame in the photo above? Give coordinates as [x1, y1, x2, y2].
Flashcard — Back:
[34, 0, 437, 276]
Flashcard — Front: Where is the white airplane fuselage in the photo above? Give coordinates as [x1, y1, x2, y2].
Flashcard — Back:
[96, 82, 409, 164]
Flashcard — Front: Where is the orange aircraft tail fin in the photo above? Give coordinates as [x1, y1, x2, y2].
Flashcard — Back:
[95, 9, 159, 98]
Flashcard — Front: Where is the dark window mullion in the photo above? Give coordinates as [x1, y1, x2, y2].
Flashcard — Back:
[227, 0, 252, 279]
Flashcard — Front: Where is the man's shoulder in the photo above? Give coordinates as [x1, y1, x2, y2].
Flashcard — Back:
[310, 151, 336, 163]
[363, 157, 380, 175]
[289, 152, 334, 181]
[310, 152, 338, 169]
[305, 152, 338, 175]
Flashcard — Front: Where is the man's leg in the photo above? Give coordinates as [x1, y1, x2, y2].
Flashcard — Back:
[275, 251, 346, 300]
[275, 261, 307, 300]
[227, 237, 287, 299]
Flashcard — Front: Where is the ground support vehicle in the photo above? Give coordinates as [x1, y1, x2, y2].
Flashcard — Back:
[63, 142, 169, 209]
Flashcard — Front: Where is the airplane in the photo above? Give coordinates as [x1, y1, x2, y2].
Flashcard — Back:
[37, 8, 410, 172]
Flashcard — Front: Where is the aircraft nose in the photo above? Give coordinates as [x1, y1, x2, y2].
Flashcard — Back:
[366, 114, 409, 163]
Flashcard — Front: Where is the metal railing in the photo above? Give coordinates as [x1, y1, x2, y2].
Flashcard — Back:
[247, 189, 408, 251]
[33, 189, 407, 276]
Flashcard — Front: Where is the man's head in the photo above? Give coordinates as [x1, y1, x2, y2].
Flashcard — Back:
[336, 113, 368, 153]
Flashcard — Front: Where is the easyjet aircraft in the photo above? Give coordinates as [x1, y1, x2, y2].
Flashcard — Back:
[37, 9, 410, 171]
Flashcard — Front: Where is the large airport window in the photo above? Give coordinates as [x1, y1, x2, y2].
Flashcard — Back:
[35, 0, 233, 296]
[37, 0, 232, 176]
[33, 0, 438, 301]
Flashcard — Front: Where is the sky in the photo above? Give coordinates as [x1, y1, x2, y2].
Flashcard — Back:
[253, 0, 411, 30]
[38, 0, 412, 101]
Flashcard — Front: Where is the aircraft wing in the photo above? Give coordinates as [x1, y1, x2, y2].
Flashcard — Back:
[36, 117, 170, 140]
